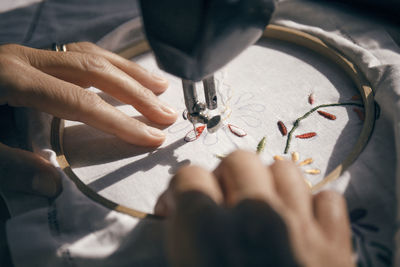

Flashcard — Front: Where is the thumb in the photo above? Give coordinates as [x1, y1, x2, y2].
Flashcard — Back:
[0, 143, 62, 198]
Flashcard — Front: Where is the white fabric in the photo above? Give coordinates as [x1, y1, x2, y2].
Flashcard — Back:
[66, 32, 363, 213]
[1, 0, 400, 266]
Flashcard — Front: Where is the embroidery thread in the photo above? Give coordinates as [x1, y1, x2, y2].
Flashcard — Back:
[256, 137, 266, 154]
[272, 153, 319, 178]
[215, 154, 227, 160]
[184, 125, 206, 142]
[296, 132, 317, 139]
[317, 110, 336, 120]
[304, 179, 312, 188]
[308, 93, 315, 105]
[304, 169, 321, 174]
[228, 124, 247, 137]
[284, 102, 364, 153]
[291, 151, 299, 162]
[299, 158, 313, 166]
[277, 121, 288, 136]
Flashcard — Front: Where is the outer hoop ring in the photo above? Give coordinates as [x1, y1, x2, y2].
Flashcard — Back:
[51, 24, 375, 218]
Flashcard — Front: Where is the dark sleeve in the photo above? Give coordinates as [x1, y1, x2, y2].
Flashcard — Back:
[318, 0, 400, 25]
[0, 0, 140, 48]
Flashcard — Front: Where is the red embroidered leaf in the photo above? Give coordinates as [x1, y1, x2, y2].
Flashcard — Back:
[184, 125, 206, 142]
[228, 124, 247, 137]
[308, 93, 315, 105]
[295, 132, 317, 139]
[196, 125, 206, 136]
[277, 121, 287, 136]
[317, 110, 336, 120]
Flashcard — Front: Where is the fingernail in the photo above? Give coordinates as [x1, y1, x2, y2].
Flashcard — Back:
[147, 126, 165, 138]
[32, 171, 60, 198]
[160, 103, 177, 115]
[151, 72, 167, 82]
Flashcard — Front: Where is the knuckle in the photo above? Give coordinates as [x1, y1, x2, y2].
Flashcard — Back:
[0, 54, 21, 71]
[225, 149, 256, 162]
[173, 165, 204, 183]
[284, 211, 310, 237]
[0, 44, 20, 54]
[171, 165, 211, 193]
[80, 54, 110, 74]
[271, 158, 295, 169]
[72, 90, 104, 121]
[79, 41, 96, 49]
[0, 55, 27, 104]
[134, 84, 157, 105]
[220, 149, 258, 170]
[0, 44, 30, 64]
[71, 41, 96, 51]
[314, 190, 345, 204]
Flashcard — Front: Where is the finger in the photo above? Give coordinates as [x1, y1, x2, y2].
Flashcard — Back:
[8, 63, 166, 146]
[270, 160, 312, 218]
[231, 199, 300, 267]
[154, 190, 171, 217]
[166, 191, 226, 267]
[0, 143, 61, 197]
[66, 42, 169, 95]
[154, 165, 223, 217]
[25, 47, 177, 125]
[313, 191, 351, 247]
[214, 150, 277, 207]
[163, 166, 225, 266]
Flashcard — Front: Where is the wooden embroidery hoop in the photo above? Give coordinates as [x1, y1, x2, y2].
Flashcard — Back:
[50, 24, 375, 219]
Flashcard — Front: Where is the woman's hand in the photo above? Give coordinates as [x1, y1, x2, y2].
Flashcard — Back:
[0, 142, 61, 197]
[0, 42, 178, 146]
[0, 42, 178, 198]
[155, 150, 354, 267]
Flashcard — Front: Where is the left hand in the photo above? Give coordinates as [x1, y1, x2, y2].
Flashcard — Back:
[0, 42, 178, 147]
[0, 41, 179, 198]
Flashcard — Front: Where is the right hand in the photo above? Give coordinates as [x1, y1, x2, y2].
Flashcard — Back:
[155, 150, 355, 267]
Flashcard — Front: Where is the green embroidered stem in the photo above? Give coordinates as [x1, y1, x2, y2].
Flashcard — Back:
[284, 102, 364, 154]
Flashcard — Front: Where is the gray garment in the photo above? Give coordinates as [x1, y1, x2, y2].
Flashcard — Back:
[0, 0, 139, 47]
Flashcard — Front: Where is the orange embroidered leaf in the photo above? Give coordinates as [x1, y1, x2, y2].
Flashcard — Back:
[295, 132, 317, 139]
[317, 110, 336, 120]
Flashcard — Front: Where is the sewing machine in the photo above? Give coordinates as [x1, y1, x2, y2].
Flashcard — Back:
[139, 0, 275, 133]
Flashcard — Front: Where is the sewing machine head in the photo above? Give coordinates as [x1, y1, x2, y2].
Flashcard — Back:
[139, 0, 275, 133]
[181, 76, 221, 133]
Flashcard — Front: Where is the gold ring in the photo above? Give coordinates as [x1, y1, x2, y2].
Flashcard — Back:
[52, 43, 67, 52]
